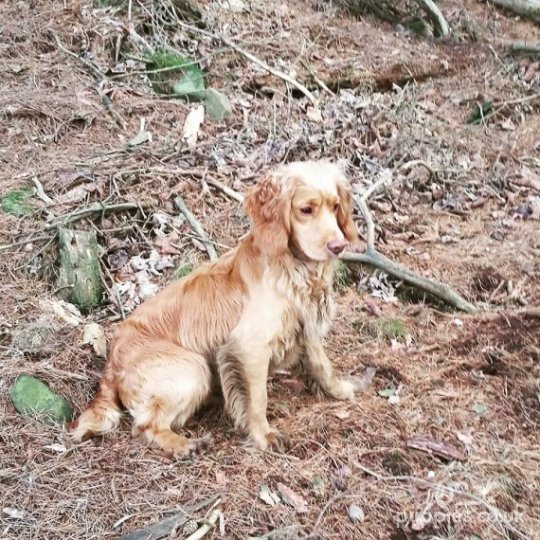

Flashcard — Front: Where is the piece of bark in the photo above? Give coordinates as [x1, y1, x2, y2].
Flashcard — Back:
[406, 436, 466, 462]
[56, 228, 103, 311]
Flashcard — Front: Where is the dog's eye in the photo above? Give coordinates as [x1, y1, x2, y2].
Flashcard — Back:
[300, 207, 313, 215]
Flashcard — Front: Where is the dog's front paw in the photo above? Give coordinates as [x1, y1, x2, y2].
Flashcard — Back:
[251, 428, 291, 453]
[330, 379, 356, 401]
[265, 428, 291, 452]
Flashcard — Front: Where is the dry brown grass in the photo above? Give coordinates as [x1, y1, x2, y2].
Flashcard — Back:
[1, 0, 539, 539]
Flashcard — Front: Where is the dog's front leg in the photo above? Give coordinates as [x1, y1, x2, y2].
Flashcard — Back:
[218, 340, 290, 452]
[303, 340, 355, 401]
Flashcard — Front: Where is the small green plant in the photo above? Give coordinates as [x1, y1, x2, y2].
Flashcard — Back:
[334, 261, 355, 292]
[468, 101, 493, 124]
[1, 187, 34, 216]
[363, 316, 409, 342]
[175, 262, 194, 279]
[146, 49, 205, 100]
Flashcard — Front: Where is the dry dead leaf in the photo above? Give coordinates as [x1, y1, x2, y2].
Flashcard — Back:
[511, 166, 540, 192]
[306, 106, 323, 122]
[333, 409, 351, 420]
[276, 483, 308, 514]
[456, 429, 474, 447]
[182, 105, 205, 147]
[82, 323, 107, 357]
[154, 234, 181, 255]
[352, 367, 377, 393]
[333, 465, 352, 492]
[39, 299, 82, 327]
[406, 436, 466, 461]
[259, 485, 280, 506]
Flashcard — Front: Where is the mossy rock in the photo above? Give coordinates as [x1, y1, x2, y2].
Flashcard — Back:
[10, 375, 73, 424]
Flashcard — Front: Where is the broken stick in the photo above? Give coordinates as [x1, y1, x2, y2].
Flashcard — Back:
[45, 200, 155, 231]
[342, 167, 477, 314]
[174, 196, 218, 261]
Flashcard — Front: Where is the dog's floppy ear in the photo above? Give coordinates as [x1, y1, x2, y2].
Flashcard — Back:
[244, 172, 291, 257]
[336, 175, 358, 243]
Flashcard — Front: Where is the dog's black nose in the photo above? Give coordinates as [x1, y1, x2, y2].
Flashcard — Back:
[327, 239, 346, 255]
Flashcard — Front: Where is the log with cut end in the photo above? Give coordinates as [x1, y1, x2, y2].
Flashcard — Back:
[56, 228, 103, 311]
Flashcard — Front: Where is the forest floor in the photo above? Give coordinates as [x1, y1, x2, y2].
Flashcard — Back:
[0, 1, 539, 539]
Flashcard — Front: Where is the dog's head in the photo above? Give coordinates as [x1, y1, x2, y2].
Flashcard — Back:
[244, 161, 357, 261]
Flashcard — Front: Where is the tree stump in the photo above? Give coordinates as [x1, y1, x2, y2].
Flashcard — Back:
[56, 228, 103, 311]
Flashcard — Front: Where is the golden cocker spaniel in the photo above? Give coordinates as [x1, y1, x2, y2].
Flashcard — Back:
[70, 160, 361, 455]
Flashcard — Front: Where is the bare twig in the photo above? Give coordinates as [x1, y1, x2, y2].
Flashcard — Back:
[173, 20, 316, 104]
[398, 159, 436, 178]
[31, 176, 53, 205]
[95, 85, 126, 129]
[344, 164, 476, 313]
[354, 462, 528, 540]
[51, 31, 107, 81]
[0, 234, 53, 252]
[414, 0, 450, 37]
[174, 196, 218, 261]
[45, 200, 156, 231]
[206, 179, 244, 203]
[185, 508, 222, 540]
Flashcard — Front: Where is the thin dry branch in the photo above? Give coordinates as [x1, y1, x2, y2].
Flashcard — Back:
[45, 200, 156, 231]
[414, 0, 450, 37]
[206, 179, 244, 203]
[174, 196, 218, 261]
[185, 508, 222, 540]
[173, 19, 316, 104]
[343, 165, 476, 314]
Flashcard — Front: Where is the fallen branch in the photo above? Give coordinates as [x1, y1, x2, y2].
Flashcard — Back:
[414, 0, 450, 37]
[174, 196, 218, 261]
[0, 234, 53, 252]
[353, 462, 528, 540]
[489, 0, 540, 24]
[173, 20, 316, 104]
[45, 200, 155, 231]
[508, 42, 540, 55]
[342, 165, 477, 314]
[121, 496, 219, 540]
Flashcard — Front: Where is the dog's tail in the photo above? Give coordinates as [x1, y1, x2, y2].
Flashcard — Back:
[69, 363, 122, 442]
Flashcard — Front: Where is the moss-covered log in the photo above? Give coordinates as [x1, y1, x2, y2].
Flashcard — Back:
[56, 228, 103, 311]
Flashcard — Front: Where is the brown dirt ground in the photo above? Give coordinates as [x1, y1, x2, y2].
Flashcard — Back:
[1, 1, 539, 539]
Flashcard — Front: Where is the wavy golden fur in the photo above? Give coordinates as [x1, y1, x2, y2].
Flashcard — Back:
[70, 160, 360, 456]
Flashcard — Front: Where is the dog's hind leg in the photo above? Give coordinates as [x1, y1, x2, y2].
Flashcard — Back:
[123, 345, 213, 457]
